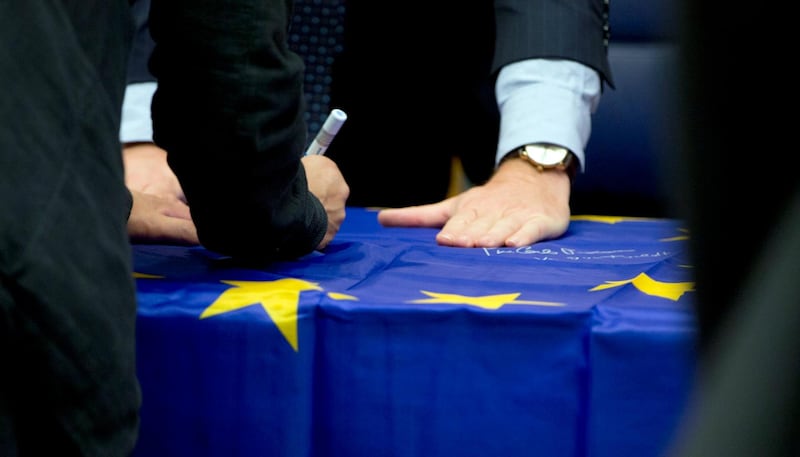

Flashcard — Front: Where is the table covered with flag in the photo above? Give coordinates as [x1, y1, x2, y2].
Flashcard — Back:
[131, 207, 697, 457]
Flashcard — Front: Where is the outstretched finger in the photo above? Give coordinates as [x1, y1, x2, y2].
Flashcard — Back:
[377, 199, 455, 228]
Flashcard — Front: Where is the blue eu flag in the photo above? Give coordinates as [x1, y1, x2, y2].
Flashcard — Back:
[132, 208, 696, 457]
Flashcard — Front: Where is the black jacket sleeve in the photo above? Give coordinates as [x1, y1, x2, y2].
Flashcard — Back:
[148, 0, 326, 261]
[493, 0, 614, 88]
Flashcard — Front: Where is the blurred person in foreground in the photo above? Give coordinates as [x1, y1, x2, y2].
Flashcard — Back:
[666, 2, 800, 457]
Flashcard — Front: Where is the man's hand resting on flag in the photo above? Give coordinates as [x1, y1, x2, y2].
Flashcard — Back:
[124, 142, 199, 245]
[128, 189, 199, 245]
[378, 157, 571, 248]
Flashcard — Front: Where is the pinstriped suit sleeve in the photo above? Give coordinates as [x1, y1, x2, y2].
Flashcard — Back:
[493, 0, 614, 87]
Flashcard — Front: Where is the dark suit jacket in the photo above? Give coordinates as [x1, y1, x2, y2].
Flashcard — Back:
[492, 0, 613, 84]
[325, 0, 613, 207]
[127, 0, 155, 85]
[147, 0, 327, 261]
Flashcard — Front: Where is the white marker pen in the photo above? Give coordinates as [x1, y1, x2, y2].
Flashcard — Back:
[304, 108, 348, 156]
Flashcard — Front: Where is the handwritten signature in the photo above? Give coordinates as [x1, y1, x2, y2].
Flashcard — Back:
[482, 246, 673, 261]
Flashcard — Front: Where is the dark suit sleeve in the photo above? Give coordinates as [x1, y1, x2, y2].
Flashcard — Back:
[493, 0, 614, 87]
[127, 0, 156, 84]
[148, 0, 326, 261]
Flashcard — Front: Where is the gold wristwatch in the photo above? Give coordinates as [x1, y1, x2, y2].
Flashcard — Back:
[502, 143, 578, 180]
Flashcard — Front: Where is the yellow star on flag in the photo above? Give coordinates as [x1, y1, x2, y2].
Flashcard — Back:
[409, 290, 563, 310]
[133, 272, 163, 279]
[200, 278, 322, 351]
[570, 215, 653, 223]
[661, 227, 690, 242]
[327, 292, 358, 301]
[590, 272, 694, 301]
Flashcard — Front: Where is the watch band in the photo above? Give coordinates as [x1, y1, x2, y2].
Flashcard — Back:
[501, 144, 578, 181]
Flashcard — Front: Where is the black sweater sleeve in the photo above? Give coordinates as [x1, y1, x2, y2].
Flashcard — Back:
[148, 0, 326, 261]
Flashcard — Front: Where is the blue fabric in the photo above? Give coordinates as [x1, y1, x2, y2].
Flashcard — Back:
[132, 207, 696, 457]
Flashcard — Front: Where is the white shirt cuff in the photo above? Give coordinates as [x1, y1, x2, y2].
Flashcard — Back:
[495, 59, 601, 172]
[120, 82, 157, 144]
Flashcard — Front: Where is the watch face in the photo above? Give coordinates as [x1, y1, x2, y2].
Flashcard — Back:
[521, 145, 569, 167]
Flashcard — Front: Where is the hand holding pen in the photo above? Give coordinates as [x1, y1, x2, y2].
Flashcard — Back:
[300, 108, 350, 250]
